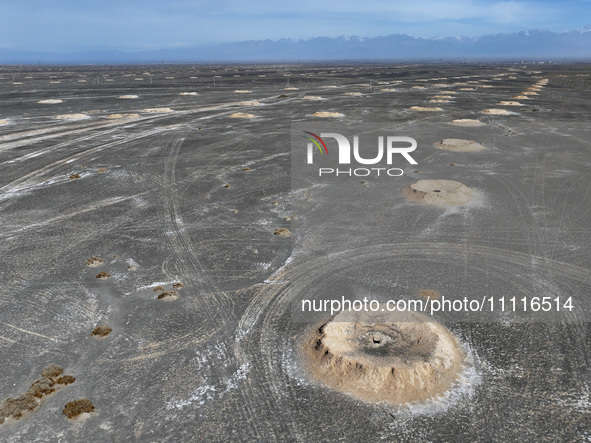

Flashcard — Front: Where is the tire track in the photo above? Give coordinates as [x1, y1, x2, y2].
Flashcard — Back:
[234, 242, 591, 438]
[118, 131, 237, 361]
[0, 123, 174, 199]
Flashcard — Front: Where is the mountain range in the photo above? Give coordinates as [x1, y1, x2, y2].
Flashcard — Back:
[2, 27, 591, 64]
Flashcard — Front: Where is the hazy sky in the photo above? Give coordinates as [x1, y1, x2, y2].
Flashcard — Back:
[1, 0, 590, 51]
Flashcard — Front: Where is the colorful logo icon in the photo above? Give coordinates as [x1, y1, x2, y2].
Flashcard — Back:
[302, 131, 328, 155]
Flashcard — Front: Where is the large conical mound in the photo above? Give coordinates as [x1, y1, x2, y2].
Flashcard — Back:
[403, 179, 474, 206]
[304, 309, 465, 404]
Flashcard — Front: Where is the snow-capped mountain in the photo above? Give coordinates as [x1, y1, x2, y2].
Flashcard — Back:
[2, 27, 590, 63]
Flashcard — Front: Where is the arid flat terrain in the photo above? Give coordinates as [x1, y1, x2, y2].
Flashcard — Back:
[0, 63, 590, 441]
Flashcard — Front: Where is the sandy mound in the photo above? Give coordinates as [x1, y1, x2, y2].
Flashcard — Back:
[312, 112, 343, 117]
[429, 99, 450, 103]
[497, 101, 522, 106]
[95, 271, 111, 280]
[229, 112, 255, 118]
[412, 86, 426, 89]
[434, 138, 486, 152]
[234, 90, 252, 93]
[344, 92, 362, 96]
[409, 106, 443, 112]
[157, 291, 178, 301]
[91, 325, 112, 337]
[522, 91, 538, 96]
[38, 99, 63, 104]
[238, 101, 261, 106]
[274, 228, 291, 237]
[85, 257, 105, 267]
[380, 88, 397, 92]
[458, 87, 475, 91]
[0, 120, 10, 125]
[118, 95, 138, 99]
[302, 96, 323, 100]
[403, 179, 474, 206]
[448, 119, 486, 127]
[285, 87, 299, 90]
[304, 309, 465, 404]
[179, 92, 199, 95]
[142, 108, 173, 113]
[1, 365, 76, 424]
[480, 109, 511, 115]
[511, 95, 529, 99]
[63, 399, 94, 419]
[55, 114, 90, 120]
[432, 95, 453, 99]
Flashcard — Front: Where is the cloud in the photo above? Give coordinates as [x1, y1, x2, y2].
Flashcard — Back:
[221, 0, 551, 22]
[0, 0, 586, 50]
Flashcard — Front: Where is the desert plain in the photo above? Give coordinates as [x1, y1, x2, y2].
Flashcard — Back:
[0, 63, 590, 441]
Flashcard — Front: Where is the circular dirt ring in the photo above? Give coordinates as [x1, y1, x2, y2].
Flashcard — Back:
[233, 241, 590, 419]
[480, 109, 511, 115]
[229, 112, 255, 119]
[403, 179, 474, 206]
[409, 106, 443, 112]
[312, 111, 343, 118]
[434, 139, 486, 152]
[448, 119, 486, 127]
[304, 309, 465, 404]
